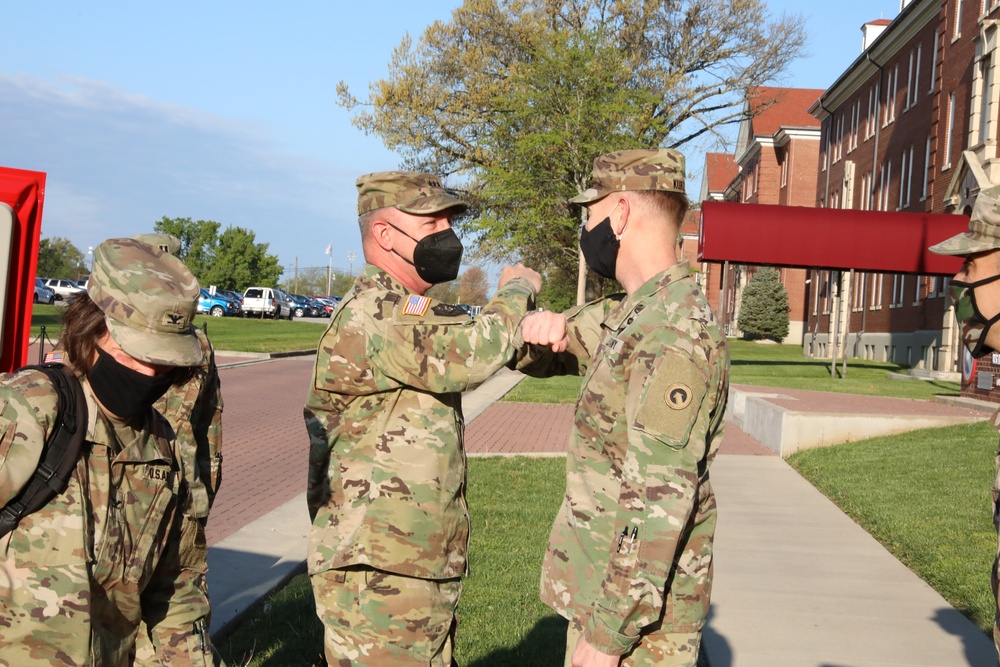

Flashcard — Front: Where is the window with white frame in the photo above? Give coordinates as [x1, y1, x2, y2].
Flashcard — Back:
[853, 273, 867, 311]
[889, 65, 898, 122]
[906, 50, 915, 110]
[913, 275, 922, 305]
[867, 87, 875, 138]
[930, 30, 939, 94]
[899, 149, 908, 209]
[978, 47, 993, 145]
[913, 43, 922, 106]
[906, 145, 914, 207]
[781, 148, 788, 187]
[955, 0, 964, 39]
[922, 135, 932, 200]
[812, 270, 819, 315]
[891, 274, 905, 307]
[939, 276, 949, 297]
[822, 271, 831, 314]
[945, 91, 956, 167]
[871, 274, 884, 310]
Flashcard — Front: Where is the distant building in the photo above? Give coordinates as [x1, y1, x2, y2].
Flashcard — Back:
[700, 87, 823, 343]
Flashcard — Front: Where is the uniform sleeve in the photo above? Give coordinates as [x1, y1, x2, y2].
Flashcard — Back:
[583, 337, 728, 655]
[512, 297, 620, 378]
[370, 276, 538, 394]
[141, 510, 225, 666]
[191, 356, 223, 514]
[0, 372, 59, 505]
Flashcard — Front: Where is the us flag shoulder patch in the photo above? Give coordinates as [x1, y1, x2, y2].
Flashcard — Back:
[403, 295, 431, 316]
[43, 350, 64, 363]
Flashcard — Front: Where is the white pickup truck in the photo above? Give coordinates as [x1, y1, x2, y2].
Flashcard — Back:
[242, 287, 293, 320]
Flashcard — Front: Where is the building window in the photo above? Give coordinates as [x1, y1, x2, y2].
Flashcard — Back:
[978, 49, 994, 145]
[944, 91, 956, 168]
[885, 66, 898, 125]
[922, 135, 932, 200]
[780, 149, 788, 187]
[955, 0, 964, 40]
[930, 31, 939, 94]
[906, 50, 915, 110]
[906, 145, 914, 207]
[853, 273, 867, 312]
[913, 275, 922, 305]
[899, 149, 908, 209]
[871, 274, 884, 310]
[823, 271, 831, 315]
[939, 276, 949, 297]
[812, 270, 819, 316]
[891, 274, 905, 307]
[913, 43, 922, 107]
[867, 87, 875, 138]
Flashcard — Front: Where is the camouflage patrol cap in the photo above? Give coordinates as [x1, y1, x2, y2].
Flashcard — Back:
[356, 171, 468, 216]
[569, 148, 686, 204]
[88, 238, 204, 367]
[131, 232, 182, 256]
[930, 184, 1000, 255]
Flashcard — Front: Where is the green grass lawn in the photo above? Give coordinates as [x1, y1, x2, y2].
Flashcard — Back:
[788, 422, 998, 633]
[507, 339, 961, 404]
[217, 457, 570, 667]
[30, 304, 328, 354]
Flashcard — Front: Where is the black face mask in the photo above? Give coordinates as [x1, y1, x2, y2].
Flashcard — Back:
[579, 216, 620, 280]
[387, 222, 464, 285]
[88, 347, 175, 422]
[950, 274, 1000, 358]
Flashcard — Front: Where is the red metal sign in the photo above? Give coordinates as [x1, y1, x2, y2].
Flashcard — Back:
[0, 167, 47, 373]
[698, 201, 968, 276]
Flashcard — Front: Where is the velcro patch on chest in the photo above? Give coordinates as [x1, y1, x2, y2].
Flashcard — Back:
[142, 466, 174, 485]
[635, 352, 710, 448]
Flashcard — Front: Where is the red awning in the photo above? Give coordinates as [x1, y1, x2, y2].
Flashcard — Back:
[698, 201, 968, 276]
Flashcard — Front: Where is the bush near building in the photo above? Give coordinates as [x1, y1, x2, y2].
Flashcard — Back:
[738, 267, 790, 342]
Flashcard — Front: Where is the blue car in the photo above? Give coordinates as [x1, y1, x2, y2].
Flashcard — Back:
[198, 288, 240, 317]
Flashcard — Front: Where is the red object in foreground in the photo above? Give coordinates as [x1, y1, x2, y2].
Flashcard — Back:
[0, 167, 47, 373]
[698, 201, 969, 276]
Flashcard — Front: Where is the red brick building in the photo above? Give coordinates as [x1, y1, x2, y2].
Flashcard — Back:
[699, 87, 823, 343]
[806, 0, 998, 395]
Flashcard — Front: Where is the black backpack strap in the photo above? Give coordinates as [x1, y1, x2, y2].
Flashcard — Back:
[0, 363, 88, 538]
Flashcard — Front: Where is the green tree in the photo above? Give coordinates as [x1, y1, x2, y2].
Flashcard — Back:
[36, 236, 86, 281]
[201, 226, 282, 290]
[738, 267, 790, 342]
[153, 217, 220, 278]
[455, 266, 490, 305]
[152, 217, 282, 289]
[338, 0, 805, 304]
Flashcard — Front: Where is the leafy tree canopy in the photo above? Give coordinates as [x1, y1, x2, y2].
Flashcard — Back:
[153, 217, 282, 290]
[338, 0, 805, 305]
[37, 236, 87, 281]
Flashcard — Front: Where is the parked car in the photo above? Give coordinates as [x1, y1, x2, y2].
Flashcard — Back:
[197, 288, 240, 317]
[242, 286, 293, 320]
[218, 289, 244, 306]
[33, 278, 55, 305]
[312, 296, 340, 316]
[289, 293, 326, 318]
[43, 278, 86, 301]
[77, 276, 89, 289]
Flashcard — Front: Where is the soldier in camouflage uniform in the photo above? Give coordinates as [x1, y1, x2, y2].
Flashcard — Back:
[0, 238, 224, 666]
[130, 234, 224, 666]
[515, 149, 730, 667]
[929, 183, 1000, 664]
[304, 171, 542, 666]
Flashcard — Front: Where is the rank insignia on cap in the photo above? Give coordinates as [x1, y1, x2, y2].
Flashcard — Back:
[403, 295, 431, 316]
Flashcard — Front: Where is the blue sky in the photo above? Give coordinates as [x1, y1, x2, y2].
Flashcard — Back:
[1, 1, 902, 279]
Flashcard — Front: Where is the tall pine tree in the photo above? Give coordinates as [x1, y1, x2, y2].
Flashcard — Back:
[738, 267, 790, 342]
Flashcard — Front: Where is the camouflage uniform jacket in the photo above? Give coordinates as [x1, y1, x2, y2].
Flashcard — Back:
[304, 264, 537, 580]
[0, 367, 216, 666]
[154, 328, 223, 523]
[517, 263, 729, 655]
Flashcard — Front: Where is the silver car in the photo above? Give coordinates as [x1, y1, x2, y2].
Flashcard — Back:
[33, 278, 55, 305]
